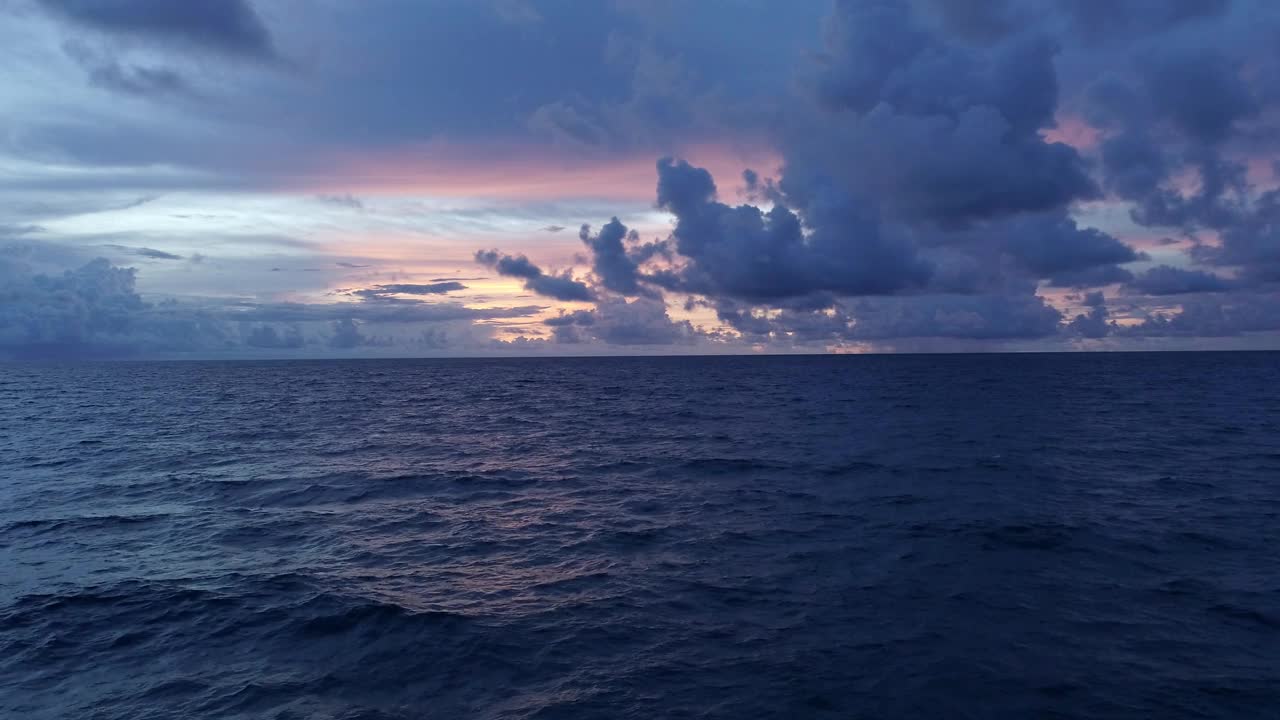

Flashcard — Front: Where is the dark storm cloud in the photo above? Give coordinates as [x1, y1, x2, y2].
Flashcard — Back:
[538, 0, 1280, 346]
[474, 250, 594, 302]
[579, 218, 649, 296]
[1075, 7, 1277, 268]
[1098, 131, 1168, 201]
[642, 150, 1135, 303]
[995, 214, 1142, 278]
[37, 0, 276, 59]
[1124, 265, 1234, 295]
[1047, 265, 1135, 289]
[652, 158, 930, 302]
[805, 0, 1097, 224]
[1137, 47, 1257, 145]
[528, 0, 1142, 341]
[1196, 189, 1280, 282]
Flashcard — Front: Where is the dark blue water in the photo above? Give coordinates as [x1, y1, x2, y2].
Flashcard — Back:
[2, 354, 1278, 719]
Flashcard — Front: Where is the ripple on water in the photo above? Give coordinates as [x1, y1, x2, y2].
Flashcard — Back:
[2, 354, 1279, 719]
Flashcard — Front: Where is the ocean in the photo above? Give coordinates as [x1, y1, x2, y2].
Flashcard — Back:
[2, 353, 1278, 719]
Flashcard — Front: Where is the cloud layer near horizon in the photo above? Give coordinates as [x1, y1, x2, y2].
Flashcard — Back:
[4, 0, 1280, 358]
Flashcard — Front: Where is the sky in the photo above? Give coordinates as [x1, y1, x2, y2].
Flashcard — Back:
[4, 0, 1280, 359]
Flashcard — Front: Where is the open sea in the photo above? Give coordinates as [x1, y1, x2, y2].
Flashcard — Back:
[1, 353, 1278, 719]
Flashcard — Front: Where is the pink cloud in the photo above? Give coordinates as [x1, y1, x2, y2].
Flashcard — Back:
[1042, 113, 1102, 151]
[293, 140, 780, 202]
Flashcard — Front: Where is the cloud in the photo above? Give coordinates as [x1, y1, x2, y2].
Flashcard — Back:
[1066, 291, 1113, 338]
[545, 296, 695, 345]
[343, 282, 467, 302]
[100, 245, 184, 261]
[997, 214, 1142, 278]
[229, 301, 539, 325]
[474, 249, 594, 301]
[367, 282, 466, 295]
[37, 0, 277, 60]
[715, 292, 1063, 344]
[845, 293, 1064, 341]
[317, 194, 365, 210]
[11, 0, 1280, 354]
[1137, 46, 1257, 145]
[244, 324, 303, 349]
[651, 158, 930, 303]
[1124, 265, 1234, 295]
[1196, 189, 1280, 282]
[1047, 264, 1135, 289]
[0, 255, 544, 359]
[62, 41, 188, 97]
[579, 218, 646, 296]
[1123, 292, 1280, 337]
[803, 3, 1097, 225]
[327, 318, 364, 349]
[0, 256, 227, 359]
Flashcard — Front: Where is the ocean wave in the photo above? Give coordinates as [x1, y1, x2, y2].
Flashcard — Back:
[4, 354, 1280, 718]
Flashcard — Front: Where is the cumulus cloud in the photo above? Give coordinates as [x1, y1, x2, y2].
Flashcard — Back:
[498, 0, 1156, 346]
[579, 217, 660, 297]
[0, 256, 226, 359]
[1066, 291, 1113, 338]
[652, 158, 930, 302]
[0, 255, 543, 359]
[805, 2, 1097, 224]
